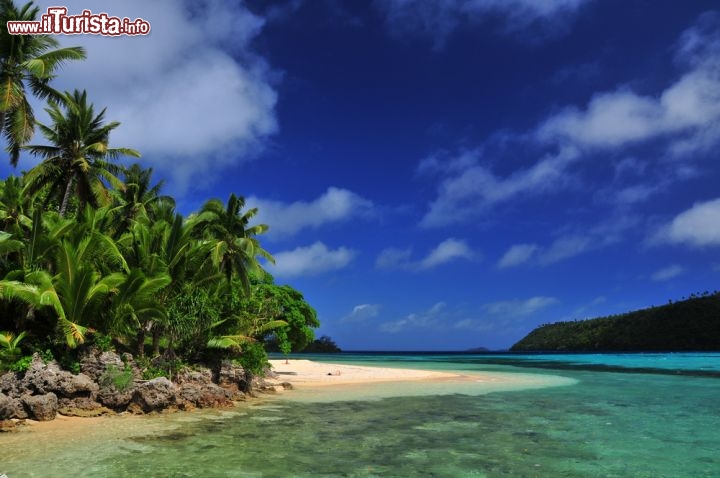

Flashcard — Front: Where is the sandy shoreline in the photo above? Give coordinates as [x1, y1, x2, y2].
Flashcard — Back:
[266, 359, 461, 386]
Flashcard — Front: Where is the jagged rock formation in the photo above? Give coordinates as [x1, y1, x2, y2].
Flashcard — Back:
[0, 348, 288, 424]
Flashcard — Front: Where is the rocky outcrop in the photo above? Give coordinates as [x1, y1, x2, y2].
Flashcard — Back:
[129, 377, 176, 413]
[58, 397, 113, 417]
[80, 348, 127, 382]
[0, 352, 262, 422]
[0, 371, 19, 395]
[22, 392, 58, 421]
[97, 386, 136, 410]
[176, 368, 233, 409]
[217, 360, 251, 397]
[20, 355, 98, 398]
[0, 392, 26, 419]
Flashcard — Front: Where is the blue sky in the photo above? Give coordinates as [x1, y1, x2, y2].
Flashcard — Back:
[8, 0, 720, 350]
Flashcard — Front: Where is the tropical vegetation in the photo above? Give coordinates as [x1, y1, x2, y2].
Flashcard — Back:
[511, 291, 720, 351]
[0, 0, 320, 377]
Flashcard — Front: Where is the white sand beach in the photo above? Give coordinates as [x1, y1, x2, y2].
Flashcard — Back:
[267, 359, 461, 386]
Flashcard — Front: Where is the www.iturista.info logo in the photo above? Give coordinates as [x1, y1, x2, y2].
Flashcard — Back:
[6, 6, 150, 35]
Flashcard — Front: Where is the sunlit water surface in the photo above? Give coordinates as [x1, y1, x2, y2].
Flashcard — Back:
[2, 353, 719, 477]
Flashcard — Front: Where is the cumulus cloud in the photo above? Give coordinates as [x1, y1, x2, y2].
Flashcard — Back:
[376, 238, 476, 270]
[538, 14, 720, 156]
[32, 0, 278, 192]
[420, 146, 580, 228]
[248, 187, 373, 239]
[651, 265, 685, 282]
[376, 0, 593, 48]
[483, 296, 559, 318]
[654, 198, 720, 247]
[341, 304, 382, 323]
[266, 242, 356, 278]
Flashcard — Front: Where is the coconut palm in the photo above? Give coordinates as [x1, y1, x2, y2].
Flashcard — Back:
[23, 89, 140, 216]
[112, 163, 175, 237]
[0, 175, 33, 235]
[193, 194, 273, 296]
[0, 0, 86, 166]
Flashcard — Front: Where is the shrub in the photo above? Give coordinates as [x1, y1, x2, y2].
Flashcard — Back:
[235, 342, 268, 376]
[100, 364, 134, 391]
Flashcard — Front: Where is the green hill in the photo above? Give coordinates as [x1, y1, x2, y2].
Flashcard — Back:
[511, 293, 720, 351]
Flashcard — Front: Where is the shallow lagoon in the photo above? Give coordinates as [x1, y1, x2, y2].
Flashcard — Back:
[2, 353, 719, 477]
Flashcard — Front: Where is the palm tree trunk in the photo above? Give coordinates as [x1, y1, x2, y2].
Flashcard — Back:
[152, 328, 161, 357]
[59, 175, 74, 217]
[136, 328, 146, 357]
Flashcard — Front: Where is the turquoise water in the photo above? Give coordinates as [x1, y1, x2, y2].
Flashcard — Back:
[2, 353, 720, 477]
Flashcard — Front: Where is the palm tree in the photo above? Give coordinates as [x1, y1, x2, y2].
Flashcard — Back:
[111, 163, 175, 237]
[107, 268, 171, 357]
[0, 175, 33, 235]
[37, 231, 127, 347]
[193, 194, 274, 296]
[0, 0, 86, 166]
[23, 89, 140, 216]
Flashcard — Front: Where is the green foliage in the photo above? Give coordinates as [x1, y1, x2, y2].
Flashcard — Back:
[100, 364, 134, 391]
[0, 330, 27, 368]
[135, 355, 185, 381]
[302, 335, 342, 353]
[235, 341, 268, 376]
[512, 292, 720, 351]
[9, 355, 33, 372]
[93, 332, 114, 352]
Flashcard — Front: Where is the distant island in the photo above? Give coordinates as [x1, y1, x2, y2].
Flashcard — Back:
[511, 292, 720, 351]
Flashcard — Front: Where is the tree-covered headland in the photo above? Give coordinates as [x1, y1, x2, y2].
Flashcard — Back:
[511, 292, 720, 351]
[0, 0, 320, 379]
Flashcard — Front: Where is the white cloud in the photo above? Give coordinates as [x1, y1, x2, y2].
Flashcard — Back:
[376, 239, 476, 270]
[538, 235, 593, 265]
[380, 302, 446, 333]
[266, 242, 356, 278]
[537, 16, 720, 156]
[651, 265, 685, 282]
[249, 187, 373, 238]
[418, 238, 475, 269]
[376, 0, 593, 48]
[498, 244, 538, 269]
[655, 198, 720, 247]
[32, 0, 278, 192]
[501, 217, 636, 267]
[341, 304, 382, 323]
[375, 247, 414, 270]
[420, 146, 580, 227]
[483, 296, 559, 318]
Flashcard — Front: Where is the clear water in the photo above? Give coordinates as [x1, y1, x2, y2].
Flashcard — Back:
[2, 353, 720, 477]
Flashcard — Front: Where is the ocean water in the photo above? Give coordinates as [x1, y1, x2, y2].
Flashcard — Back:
[2, 353, 720, 477]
